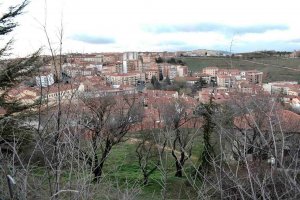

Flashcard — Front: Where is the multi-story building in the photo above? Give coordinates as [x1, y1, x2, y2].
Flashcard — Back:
[36, 73, 55, 87]
[103, 53, 122, 64]
[82, 54, 104, 63]
[123, 52, 138, 60]
[263, 81, 298, 94]
[217, 69, 240, 76]
[169, 67, 177, 79]
[177, 65, 188, 77]
[246, 71, 263, 85]
[127, 60, 139, 72]
[63, 66, 96, 77]
[160, 65, 188, 79]
[145, 69, 159, 82]
[106, 72, 144, 86]
[237, 82, 263, 94]
[40, 83, 84, 102]
[217, 75, 235, 88]
[202, 66, 219, 76]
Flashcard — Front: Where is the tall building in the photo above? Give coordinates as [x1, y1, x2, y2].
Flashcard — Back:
[122, 52, 140, 74]
[123, 52, 138, 60]
[246, 71, 263, 85]
[202, 66, 219, 76]
[122, 60, 128, 73]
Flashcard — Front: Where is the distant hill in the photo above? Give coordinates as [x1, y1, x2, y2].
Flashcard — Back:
[180, 49, 232, 57]
[235, 50, 292, 59]
[179, 49, 293, 58]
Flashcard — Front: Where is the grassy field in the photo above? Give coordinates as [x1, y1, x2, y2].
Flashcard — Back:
[19, 131, 203, 200]
[101, 133, 204, 200]
[181, 57, 300, 83]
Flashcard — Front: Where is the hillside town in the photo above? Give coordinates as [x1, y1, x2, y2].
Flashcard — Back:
[3, 0, 300, 198]
[2, 52, 299, 117]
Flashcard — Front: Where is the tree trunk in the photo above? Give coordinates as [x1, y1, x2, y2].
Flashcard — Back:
[92, 154, 101, 183]
[93, 138, 112, 183]
[175, 161, 183, 177]
[143, 174, 149, 185]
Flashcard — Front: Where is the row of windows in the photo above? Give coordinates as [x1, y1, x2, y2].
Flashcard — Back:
[44, 90, 75, 98]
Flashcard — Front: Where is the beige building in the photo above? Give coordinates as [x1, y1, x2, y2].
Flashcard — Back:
[145, 69, 159, 82]
[106, 72, 144, 86]
[160, 65, 188, 79]
[217, 75, 235, 88]
[246, 71, 263, 85]
[217, 69, 240, 76]
[202, 66, 219, 76]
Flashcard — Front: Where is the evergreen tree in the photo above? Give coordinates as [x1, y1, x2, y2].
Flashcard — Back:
[0, 0, 41, 152]
[154, 79, 161, 89]
[192, 77, 207, 93]
[195, 95, 217, 175]
[151, 75, 157, 85]
[155, 56, 164, 63]
[164, 75, 171, 85]
[159, 70, 164, 81]
[151, 75, 161, 89]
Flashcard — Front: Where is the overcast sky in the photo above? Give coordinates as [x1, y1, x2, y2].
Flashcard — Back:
[1, 0, 300, 56]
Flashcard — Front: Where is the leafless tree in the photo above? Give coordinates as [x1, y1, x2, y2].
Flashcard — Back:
[161, 99, 198, 177]
[77, 94, 143, 182]
[189, 93, 300, 200]
[135, 130, 167, 185]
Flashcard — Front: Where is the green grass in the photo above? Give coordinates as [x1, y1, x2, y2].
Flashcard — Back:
[181, 57, 300, 82]
[24, 132, 203, 199]
[101, 135, 203, 199]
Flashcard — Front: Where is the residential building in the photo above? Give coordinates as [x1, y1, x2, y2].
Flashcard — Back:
[36, 73, 55, 87]
[123, 52, 138, 60]
[160, 65, 188, 79]
[106, 72, 144, 86]
[246, 71, 263, 85]
[217, 69, 240, 76]
[145, 69, 159, 82]
[63, 66, 96, 77]
[202, 66, 219, 76]
[39, 83, 85, 101]
[217, 75, 235, 88]
[263, 81, 298, 94]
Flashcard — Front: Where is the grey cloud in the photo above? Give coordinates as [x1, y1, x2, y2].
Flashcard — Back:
[70, 34, 115, 44]
[142, 23, 289, 35]
[288, 38, 300, 43]
[157, 40, 187, 46]
[231, 40, 300, 53]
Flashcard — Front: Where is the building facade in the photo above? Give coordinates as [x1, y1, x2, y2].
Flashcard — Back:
[36, 73, 55, 87]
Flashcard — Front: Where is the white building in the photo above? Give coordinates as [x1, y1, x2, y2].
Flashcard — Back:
[83, 55, 104, 63]
[122, 60, 128, 74]
[123, 52, 138, 60]
[36, 73, 55, 87]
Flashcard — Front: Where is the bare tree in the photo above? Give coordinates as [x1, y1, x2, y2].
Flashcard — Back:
[135, 130, 167, 185]
[77, 94, 143, 182]
[161, 99, 198, 177]
[189, 92, 300, 200]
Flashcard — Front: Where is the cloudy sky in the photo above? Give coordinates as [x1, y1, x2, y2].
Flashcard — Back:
[1, 0, 300, 56]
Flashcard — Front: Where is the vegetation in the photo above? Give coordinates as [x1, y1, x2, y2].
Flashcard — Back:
[155, 56, 185, 65]
[0, 0, 41, 152]
[181, 56, 300, 82]
[150, 75, 161, 89]
[195, 96, 217, 174]
[2, 1, 300, 200]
